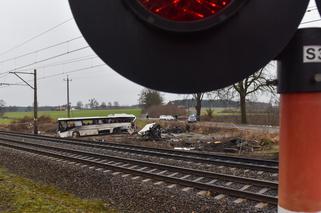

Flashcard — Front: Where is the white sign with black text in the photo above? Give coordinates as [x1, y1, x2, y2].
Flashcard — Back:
[304, 46, 321, 63]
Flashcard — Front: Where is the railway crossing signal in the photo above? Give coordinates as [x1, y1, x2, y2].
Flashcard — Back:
[69, 0, 309, 93]
[69, 1, 321, 212]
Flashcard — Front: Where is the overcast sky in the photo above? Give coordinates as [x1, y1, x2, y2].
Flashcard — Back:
[0, 0, 320, 107]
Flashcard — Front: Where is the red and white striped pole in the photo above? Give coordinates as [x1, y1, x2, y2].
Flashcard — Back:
[278, 28, 321, 212]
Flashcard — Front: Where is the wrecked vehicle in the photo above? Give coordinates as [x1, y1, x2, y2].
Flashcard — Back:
[138, 123, 162, 140]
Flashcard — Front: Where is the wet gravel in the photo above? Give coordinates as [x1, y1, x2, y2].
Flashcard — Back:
[0, 146, 277, 212]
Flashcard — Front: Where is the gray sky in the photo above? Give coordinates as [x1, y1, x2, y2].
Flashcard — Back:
[0, 0, 320, 106]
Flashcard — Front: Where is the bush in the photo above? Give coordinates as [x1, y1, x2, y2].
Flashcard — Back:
[205, 108, 214, 118]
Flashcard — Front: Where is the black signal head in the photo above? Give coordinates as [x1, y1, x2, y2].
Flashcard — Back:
[69, 0, 309, 93]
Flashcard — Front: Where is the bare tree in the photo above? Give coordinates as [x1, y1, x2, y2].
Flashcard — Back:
[192, 93, 205, 121]
[233, 67, 276, 124]
[88, 98, 99, 109]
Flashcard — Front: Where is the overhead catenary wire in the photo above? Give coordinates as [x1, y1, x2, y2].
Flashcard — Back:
[14, 55, 98, 73]
[0, 36, 84, 64]
[38, 64, 106, 80]
[0, 18, 74, 58]
[1, 64, 107, 89]
[0, 46, 90, 75]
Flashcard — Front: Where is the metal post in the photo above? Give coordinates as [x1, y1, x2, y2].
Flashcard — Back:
[64, 75, 72, 118]
[67, 76, 70, 117]
[9, 70, 38, 135]
[277, 28, 321, 213]
[34, 69, 38, 135]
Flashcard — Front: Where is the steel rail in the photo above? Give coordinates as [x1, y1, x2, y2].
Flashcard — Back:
[0, 131, 279, 173]
[0, 139, 278, 205]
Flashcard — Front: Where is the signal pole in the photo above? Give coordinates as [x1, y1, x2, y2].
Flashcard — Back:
[278, 28, 321, 213]
[63, 75, 72, 117]
[10, 69, 38, 135]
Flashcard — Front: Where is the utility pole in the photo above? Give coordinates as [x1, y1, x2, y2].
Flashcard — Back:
[34, 70, 38, 135]
[63, 75, 72, 117]
[10, 69, 38, 135]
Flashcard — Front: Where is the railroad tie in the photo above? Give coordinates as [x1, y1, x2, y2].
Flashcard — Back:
[142, 178, 151, 183]
[207, 179, 218, 184]
[154, 181, 164, 186]
[180, 175, 191, 180]
[255, 202, 268, 209]
[146, 169, 157, 173]
[234, 198, 246, 204]
[157, 170, 167, 175]
[225, 182, 233, 186]
[182, 187, 193, 192]
[239, 185, 251, 191]
[258, 188, 269, 194]
[214, 194, 225, 200]
[167, 172, 179, 177]
[137, 167, 148, 171]
[121, 174, 131, 178]
[132, 176, 140, 180]
[167, 184, 177, 189]
[193, 177, 204, 182]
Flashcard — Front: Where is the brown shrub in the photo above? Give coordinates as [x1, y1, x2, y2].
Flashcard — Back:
[8, 115, 56, 134]
[201, 113, 279, 126]
[147, 104, 187, 118]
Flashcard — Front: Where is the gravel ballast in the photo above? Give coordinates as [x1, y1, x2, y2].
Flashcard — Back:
[0, 145, 277, 212]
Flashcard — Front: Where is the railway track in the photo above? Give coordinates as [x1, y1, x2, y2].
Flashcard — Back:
[0, 135, 278, 205]
[0, 131, 278, 173]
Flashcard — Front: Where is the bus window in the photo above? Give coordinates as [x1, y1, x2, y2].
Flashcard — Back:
[74, 121, 82, 127]
[82, 120, 93, 126]
[58, 121, 68, 132]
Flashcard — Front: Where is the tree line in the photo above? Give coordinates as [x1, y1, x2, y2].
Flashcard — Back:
[139, 64, 277, 124]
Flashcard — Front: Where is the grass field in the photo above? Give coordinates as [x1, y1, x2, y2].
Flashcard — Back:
[0, 108, 142, 125]
[0, 167, 116, 212]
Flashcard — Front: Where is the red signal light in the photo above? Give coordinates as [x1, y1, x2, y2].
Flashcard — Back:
[138, 0, 232, 22]
[126, 0, 246, 32]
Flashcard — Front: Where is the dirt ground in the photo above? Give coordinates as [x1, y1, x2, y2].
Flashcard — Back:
[0, 119, 279, 160]
[84, 120, 279, 160]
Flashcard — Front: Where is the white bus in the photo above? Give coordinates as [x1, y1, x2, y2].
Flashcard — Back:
[57, 114, 136, 138]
